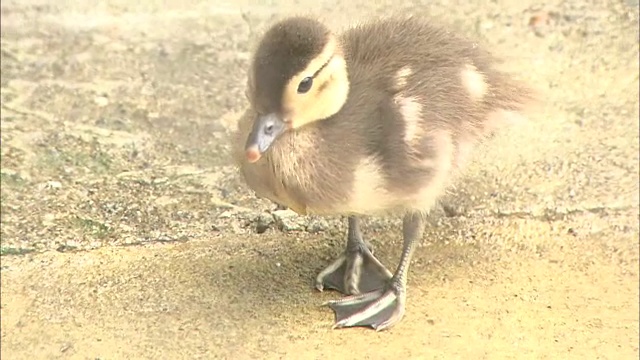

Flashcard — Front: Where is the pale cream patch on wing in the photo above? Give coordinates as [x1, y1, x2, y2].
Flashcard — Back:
[460, 64, 487, 101]
[406, 129, 455, 212]
[393, 66, 413, 91]
[395, 95, 424, 146]
[346, 156, 392, 214]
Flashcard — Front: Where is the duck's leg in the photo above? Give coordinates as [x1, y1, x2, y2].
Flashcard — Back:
[315, 216, 392, 295]
[325, 211, 425, 331]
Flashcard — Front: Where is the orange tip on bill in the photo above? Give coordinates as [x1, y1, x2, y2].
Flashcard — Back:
[245, 146, 261, 163]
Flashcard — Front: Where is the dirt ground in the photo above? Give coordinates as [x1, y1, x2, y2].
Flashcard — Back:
[1, 0, 638, 359]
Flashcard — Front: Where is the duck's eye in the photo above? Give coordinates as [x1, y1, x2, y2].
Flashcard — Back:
[297, 77, 313, 94]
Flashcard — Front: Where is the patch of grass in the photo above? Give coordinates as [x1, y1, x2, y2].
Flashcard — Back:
[88, 149, 114, 173]
[0, 246, 35, 256]
[68, 216, 113, 239]
[0, 170, 26, 188]
[38, 146, 113, 175]
[34, 134, 119, 178]
[0, 203, 8, 224]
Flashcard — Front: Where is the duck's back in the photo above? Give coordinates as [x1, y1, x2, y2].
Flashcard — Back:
[298, 18, 529, 212]
[244, 17, 535, 216]
[339, 17, 527, 140]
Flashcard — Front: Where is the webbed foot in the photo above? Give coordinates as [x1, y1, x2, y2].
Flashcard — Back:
[325, 281, 405, 331]
[321, 212, 427, 331]
[315, 242, 392, 295]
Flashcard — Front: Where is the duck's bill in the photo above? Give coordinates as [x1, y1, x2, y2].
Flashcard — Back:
[244, 113, 287, 163]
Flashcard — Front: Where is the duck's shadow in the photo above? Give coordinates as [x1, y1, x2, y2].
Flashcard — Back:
[199, 207, 487, 331]
[200, 230, 348, 328]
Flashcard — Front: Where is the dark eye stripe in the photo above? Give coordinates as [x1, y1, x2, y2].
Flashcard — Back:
[312, 55, 333, 78]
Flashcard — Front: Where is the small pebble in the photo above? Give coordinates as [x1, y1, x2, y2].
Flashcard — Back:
[306, 217, 330, 233]
[42, 213, 56, 226]
[529, 11, 551, 37]
[40, 180, 62, 190]
[255, 212, 275, 233]
[94, 96, 109, 107]
[273, 209, 305, 231]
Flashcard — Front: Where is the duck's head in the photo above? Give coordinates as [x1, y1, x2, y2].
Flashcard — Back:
[244, 17, 350, 163]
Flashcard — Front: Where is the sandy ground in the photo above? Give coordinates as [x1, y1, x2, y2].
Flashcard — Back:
[1, 0, 639, 359]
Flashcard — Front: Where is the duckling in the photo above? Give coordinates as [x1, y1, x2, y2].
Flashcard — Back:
[233, 15, 536, 331]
